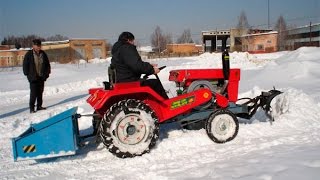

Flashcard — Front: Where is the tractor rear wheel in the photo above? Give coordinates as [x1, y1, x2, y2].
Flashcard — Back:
[99, 99, 159, 158]
[205, 109, 239, 143]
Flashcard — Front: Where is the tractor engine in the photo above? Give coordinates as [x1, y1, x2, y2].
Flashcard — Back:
[169, 68, 241, 108]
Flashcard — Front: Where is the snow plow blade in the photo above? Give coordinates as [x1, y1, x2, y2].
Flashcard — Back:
[260, 89, 283, 120]
[12, 107, 80, 161]
[236, 88, 282, 120]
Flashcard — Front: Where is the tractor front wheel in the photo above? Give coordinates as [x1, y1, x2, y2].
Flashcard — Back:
[99, 99, 159, 158]
[205, 109, 239, 143]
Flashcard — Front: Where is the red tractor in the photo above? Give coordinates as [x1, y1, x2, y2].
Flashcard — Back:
[86, 52, 281, 158]
[11, 51, 282, 161]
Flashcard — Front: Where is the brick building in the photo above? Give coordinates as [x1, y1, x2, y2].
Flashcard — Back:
[0, 49, 29, 67]
[42, 39, 107, 63]
[241, 31, 278, 53]
[0, 45, 11, 50]
[166, 43, 203, 55]
[0, 39, 107, 67]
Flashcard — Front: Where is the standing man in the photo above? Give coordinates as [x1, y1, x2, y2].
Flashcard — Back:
[23, 39, 51, 113]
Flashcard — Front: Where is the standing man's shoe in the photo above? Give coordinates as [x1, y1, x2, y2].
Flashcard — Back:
[30, 109, 36, 113]
[37, 107, 47, 111]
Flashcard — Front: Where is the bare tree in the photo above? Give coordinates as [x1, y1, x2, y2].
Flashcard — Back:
[46, 34, 69, 41]
[1, 35, 45, 48]
[151, 26, 163, 53]
[176, 29, 194, 44]
[150, 26, 172, 53]
[1, 37, 8, 45]
[164, 33, 173, 46]
[1, 34, 69, 48]
[237, 11, 250, 29]
[274, 15, 287, 51]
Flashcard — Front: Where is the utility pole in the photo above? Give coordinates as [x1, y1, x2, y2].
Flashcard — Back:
[309, 22, 312, 46]
[268, 0, 270, 29]
[215, 28, 218, 52]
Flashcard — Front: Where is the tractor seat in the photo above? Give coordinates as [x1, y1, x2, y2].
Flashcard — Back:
[103, 65, 116, 90]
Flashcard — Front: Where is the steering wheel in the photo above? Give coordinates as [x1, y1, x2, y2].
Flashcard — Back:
[143, 66, 166, 80]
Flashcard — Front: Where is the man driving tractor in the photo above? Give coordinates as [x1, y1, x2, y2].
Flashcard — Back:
[111, 31, 168, 99]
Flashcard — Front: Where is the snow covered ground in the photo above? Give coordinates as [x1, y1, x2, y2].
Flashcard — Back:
[1, 47, 320, 179]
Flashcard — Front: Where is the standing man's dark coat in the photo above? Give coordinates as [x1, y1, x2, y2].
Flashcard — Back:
[23, 50, 51, 83]
[23, 39, 51, 113]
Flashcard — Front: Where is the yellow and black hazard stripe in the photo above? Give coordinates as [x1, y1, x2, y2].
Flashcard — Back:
[23, 144, 36, 153]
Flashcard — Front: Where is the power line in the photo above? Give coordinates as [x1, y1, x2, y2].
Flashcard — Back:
[252, 15, 320, 29]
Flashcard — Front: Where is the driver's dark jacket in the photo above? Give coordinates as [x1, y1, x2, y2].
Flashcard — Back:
[111, 41, 154, 82]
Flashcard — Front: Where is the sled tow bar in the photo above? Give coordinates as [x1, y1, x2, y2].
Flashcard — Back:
[73, 113, 101, 140]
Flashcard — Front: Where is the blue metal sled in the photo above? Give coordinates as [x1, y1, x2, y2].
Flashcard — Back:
[12, 107, 80, 161]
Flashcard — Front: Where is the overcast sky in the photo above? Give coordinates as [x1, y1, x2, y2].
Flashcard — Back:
[1, 0, 319, 45]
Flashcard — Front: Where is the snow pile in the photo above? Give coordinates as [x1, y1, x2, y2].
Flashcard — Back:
[88, 57, 111, 64]
[166, 51, 285, 70]
[138, 46, 153, 52]
[0, 47, 320, 179]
